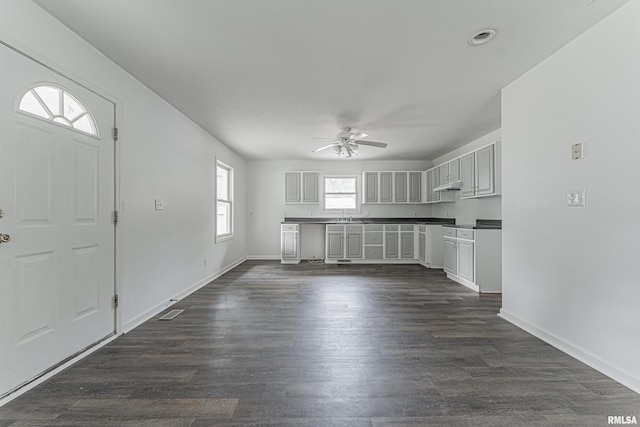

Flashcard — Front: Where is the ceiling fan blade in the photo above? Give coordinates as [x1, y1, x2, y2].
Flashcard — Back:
[351, 131, 368, 140]
[312, 144, 337, 152]
[356, 140, 388, 148]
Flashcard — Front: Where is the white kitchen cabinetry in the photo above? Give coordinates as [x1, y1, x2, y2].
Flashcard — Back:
[426, 167, 455, 204]
[418, 224, 446, 268]
[325, 225, 363, 261]
[459, 142, 500, 199]
[394, 172, 407, 203]
[363, 171, 424, 204]
[400, 225, 414, 259]
[443, 227, 501, 293]
[284, 171, 319, 204]
[364, 224, 384, 260]
[281, 224, 300, 264]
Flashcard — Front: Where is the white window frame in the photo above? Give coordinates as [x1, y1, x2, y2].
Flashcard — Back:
[216, 160, 234, 242]
[323, 175, 360, 213]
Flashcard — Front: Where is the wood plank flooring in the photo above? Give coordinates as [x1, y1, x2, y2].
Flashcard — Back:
[1, 261, 639, 426]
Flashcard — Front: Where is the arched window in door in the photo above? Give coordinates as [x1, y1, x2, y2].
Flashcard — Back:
[18, 84, 99, 137]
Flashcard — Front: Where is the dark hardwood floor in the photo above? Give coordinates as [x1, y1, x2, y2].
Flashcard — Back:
[1, 261, 638, 426]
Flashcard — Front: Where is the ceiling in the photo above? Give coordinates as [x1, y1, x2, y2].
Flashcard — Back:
[34, 0, 629, 161]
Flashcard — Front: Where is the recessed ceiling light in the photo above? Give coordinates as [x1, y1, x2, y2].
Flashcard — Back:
[469, 29, 496, 46]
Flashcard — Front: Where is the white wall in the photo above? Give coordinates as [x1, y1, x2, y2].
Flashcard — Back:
[430, 129, 502, 224]
[246, 160, 432, 258]
[501, 0, 640, 393]
[1, 1, 247, 331]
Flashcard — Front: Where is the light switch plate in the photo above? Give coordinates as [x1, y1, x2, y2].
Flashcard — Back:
[567, 190, 585, 206]
[154, 199, 164, 210]
[572, 142, 583, 160]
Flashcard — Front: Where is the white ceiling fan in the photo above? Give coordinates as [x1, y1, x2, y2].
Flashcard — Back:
[312, 127, 388, 158]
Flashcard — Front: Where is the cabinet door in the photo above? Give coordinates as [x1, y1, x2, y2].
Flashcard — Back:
[326, 232, 344, 259]
[380, 172, 393, 203]
[346, 232, 363, 258]
[425, 169, 439, 203]
[363, 172, 378, 203]
[418, 233, 426, 261]
[281, 231, 298, 259]
[443, 238, 457, 274]
[301, 172, 318, 203]
[284, 172, 301, 203]
[385, 232, 399, 258]
[409, 172, 422, 203]
[449, 158, 461, 182]
[460, 152, 476, 198]
[438, 163, 449, 185]
[457, 240, 475, 283]
[475, 144, 495, 196]
[400, 232, 414, 259]
[394, 172, 407, 202]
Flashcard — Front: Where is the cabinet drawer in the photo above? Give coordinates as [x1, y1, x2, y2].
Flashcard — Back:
[365, 246, 384, 260]
[281, 224, 298, 231]
[326, 225, 344, 232]
[443, 227, 457, 237]
[457, 229, 475, 240]
[346, 225, 363, 233]
[364, 224, 383, 232]
[400, 225, 414, 232]
[385, 225, 399, 232]
[364, 232, 383, 245]
[418, 225, 426, 233]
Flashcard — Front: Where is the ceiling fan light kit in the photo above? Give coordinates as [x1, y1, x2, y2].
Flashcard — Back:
[312, 127, 388, 158]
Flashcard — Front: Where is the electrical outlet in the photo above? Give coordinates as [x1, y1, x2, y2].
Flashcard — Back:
[572, 142, 583, 160]
[567, 190, 585, 206]
[154, 199, 164, 210]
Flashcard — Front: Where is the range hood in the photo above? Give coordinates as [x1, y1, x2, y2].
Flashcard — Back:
[433, 180, 461, 192]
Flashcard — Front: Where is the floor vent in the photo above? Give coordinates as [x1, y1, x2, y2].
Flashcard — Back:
[159, 309, 184, 321]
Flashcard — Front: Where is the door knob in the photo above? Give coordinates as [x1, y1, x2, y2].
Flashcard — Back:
[0, 234, 11, 243]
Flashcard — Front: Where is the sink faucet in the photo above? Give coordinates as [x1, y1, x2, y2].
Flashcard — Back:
[341, 209, 345, 222]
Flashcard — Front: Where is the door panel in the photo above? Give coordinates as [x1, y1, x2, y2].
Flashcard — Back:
[0, 44, 116, 397]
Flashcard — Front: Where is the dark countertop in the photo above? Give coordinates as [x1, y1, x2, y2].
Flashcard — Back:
[443, 219, 502, 230]
[282, 217, 456, 225]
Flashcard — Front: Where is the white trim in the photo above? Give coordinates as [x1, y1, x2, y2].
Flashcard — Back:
[446, 273, 480, 292]
[246, 255, 281, 260]
[0, 335, 117, 407]
[498, 309, 640, 394]
[122, 256, 246, 332]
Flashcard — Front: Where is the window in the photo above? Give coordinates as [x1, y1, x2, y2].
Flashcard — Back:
[18, 85, 98, 136]
[324, 176, 357, 210]
[216, 161, 233, 241]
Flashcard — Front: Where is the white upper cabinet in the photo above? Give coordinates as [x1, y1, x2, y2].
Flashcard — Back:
[380, 172, 393, 203]
[284, 171, 319, 204]
[394, 172, 407, 203]
[459, 152, 476, 198]
[459, 142, 500, 199]
[475, 144, 495, 196]
[363, 171, 424, 204]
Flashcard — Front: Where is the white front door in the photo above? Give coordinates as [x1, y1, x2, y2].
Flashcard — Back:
[0, 44, 116, 397]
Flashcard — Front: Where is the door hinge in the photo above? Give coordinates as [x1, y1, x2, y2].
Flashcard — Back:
[113, 294, 119, 309]
[112, 127, 119, 141]
[112, 210, 119, 225]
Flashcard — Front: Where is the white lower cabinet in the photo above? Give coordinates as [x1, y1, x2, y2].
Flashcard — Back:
[326, 225, 363, 261]
[443, 227, 501, 293]
[280, 224, 300, 264]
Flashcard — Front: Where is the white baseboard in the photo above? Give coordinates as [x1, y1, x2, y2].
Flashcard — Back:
[245, 255, 280, 260]
[122, 257, 246, 333]
[446, 273, 480, 292]
[0, 335, 117, 407]
[499, 308, 640, 394]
